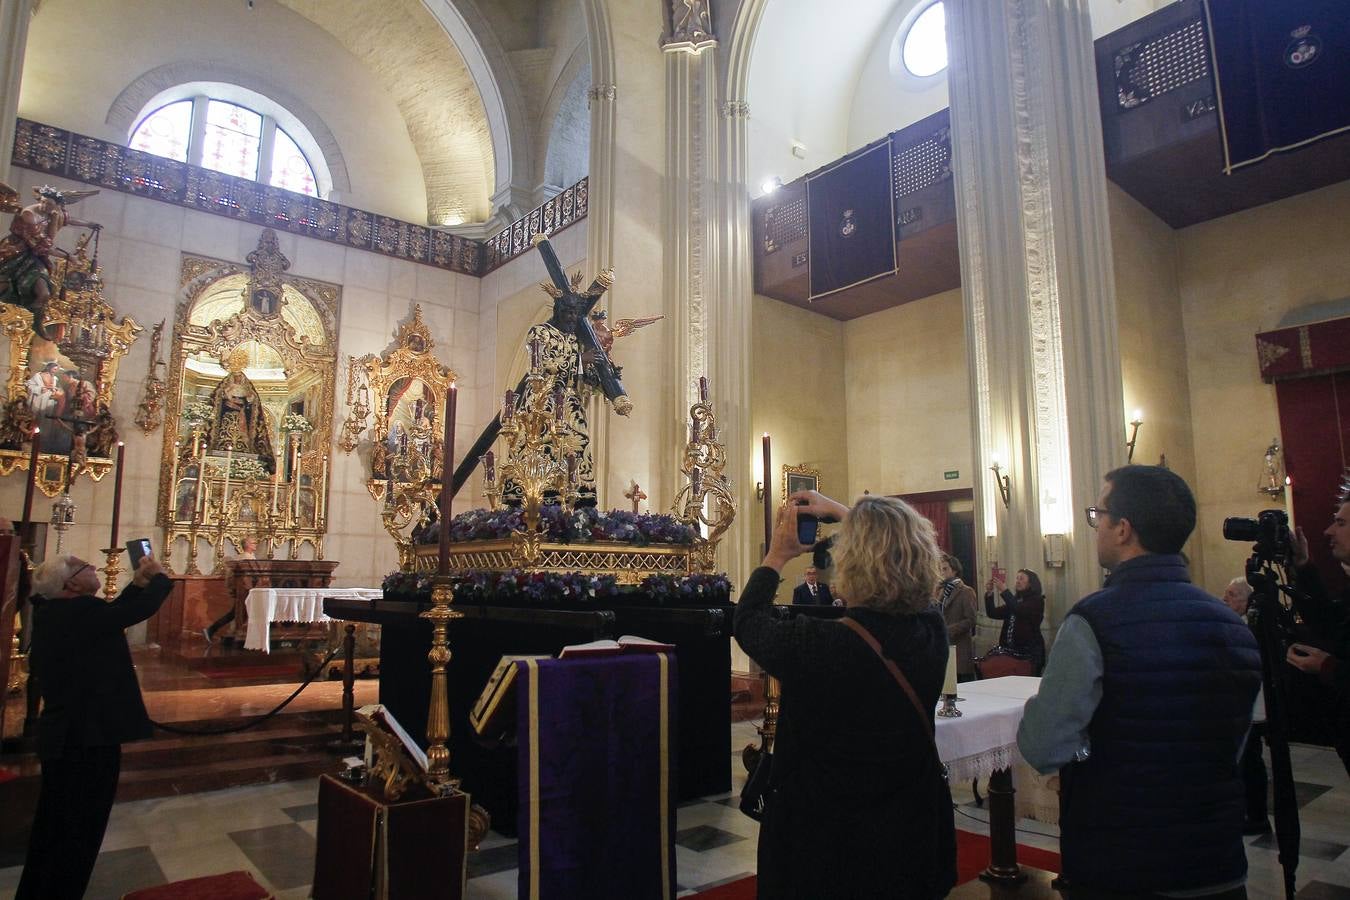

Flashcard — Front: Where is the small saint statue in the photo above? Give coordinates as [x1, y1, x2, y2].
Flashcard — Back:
[0, 184, 101, 339]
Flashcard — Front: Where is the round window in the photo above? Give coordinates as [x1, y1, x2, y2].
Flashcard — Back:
[901, 1, 948, 78]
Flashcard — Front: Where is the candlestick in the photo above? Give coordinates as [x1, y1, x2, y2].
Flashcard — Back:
[438, 383, 457, 576]
[937, 646, 963, 717]
[221, 444, 234, 512]
[168, 443, 179, 523]
[698, 375, 708, 404]
[21, 426, 40, 546]
[109, 441, 126, 547]
[762, 433, 773, 552]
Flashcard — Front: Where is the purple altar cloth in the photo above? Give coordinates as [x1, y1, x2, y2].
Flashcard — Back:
[517, 653, 677, 900]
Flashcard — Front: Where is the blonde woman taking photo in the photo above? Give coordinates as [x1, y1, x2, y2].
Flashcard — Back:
[734, 492, 957, 899]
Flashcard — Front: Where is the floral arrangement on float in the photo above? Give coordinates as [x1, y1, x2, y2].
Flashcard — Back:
[381, 568, 732, 608]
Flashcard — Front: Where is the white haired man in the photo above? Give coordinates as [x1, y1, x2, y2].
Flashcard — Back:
[17, 552, 170, 900]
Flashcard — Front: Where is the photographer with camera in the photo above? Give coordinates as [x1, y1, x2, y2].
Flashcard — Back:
[1284, 496, 1350, 776]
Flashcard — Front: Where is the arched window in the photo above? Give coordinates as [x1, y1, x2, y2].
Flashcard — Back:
[129, 95, 322, 197]
[896, 1, 948, 80]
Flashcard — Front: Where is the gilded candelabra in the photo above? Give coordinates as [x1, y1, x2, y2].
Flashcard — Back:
[481, 365, 580, 559]
[672, 382, 737, 571]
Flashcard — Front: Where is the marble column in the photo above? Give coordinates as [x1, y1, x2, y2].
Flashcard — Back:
[947, 0, 1124, 618]
[0, 0, 34, 177]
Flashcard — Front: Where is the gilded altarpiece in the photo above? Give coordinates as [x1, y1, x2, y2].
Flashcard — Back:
[0, 236, 140, 494]
[338, 305, 456, 571]
[159, 230, 340, 573]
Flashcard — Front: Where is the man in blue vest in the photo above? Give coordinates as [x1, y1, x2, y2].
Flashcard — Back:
[1018, 465, 1261, 898]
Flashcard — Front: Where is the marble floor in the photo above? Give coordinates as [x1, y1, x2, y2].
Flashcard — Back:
[1, 721, 1348, 899]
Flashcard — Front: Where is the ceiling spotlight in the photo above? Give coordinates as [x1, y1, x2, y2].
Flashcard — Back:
[761, 176, 782, 195]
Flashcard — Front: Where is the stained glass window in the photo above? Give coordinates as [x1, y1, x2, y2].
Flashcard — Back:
[269, 128, 318, 197]
[201, 100, 263, 180]
[902, 2, 948, 78]
[129, 100, 192, 162]
[127, 92, 325, 198]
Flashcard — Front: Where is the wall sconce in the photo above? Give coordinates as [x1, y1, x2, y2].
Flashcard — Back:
[1258, 439, 1286, 499]
[755, 481, 765, 500]
[989, 455, 1011, 508]
[1126, 410, 1143, 462]
[1043, 533, 1066, 568]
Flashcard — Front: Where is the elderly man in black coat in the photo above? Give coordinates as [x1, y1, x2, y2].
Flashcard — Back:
[17, 552, 171, 900]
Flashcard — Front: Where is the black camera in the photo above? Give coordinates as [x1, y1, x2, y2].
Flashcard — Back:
[1222, 508, 1292, 566]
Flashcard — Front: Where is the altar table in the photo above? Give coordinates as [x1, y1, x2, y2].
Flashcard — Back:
[937, 676, 1056, 883]
[244, 587, 382, 652]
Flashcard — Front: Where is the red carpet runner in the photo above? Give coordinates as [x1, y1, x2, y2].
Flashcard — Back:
[689, 829, 1062, 899]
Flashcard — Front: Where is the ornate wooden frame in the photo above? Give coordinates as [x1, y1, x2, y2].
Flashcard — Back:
[0, 237, 141, 496]
[159, 230, 341, 571]
[781, 463, 820, 502]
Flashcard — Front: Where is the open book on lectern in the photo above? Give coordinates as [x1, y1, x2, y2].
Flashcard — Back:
[357, 703, 428, 773]
[469, 635, 675, 740]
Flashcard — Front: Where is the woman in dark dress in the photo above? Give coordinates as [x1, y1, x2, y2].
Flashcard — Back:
[734, 492, 956, 899]
[982, 568, 1046, 675]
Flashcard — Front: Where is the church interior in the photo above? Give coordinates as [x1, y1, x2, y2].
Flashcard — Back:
[0, 0, 1348, 897]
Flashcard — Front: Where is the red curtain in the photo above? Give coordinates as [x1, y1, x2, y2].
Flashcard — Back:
[904, 499, 952, 553]
[1275, 371, 1350, 589]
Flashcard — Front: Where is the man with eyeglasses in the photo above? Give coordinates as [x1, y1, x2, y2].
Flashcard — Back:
[1017, 465, 1261, 900]
[17, 551, 171, 900]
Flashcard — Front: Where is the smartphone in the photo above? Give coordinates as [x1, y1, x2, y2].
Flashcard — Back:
[990, 561, 1006, 584]
[126, 537, 152, 569]
[797, 513, 819, 546]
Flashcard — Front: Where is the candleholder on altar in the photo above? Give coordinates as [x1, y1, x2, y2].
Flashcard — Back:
[50, 493, 76, 555]
[100, 547, 126, 599]
[937, 693, 963, 718]
[421, 576, 465, 792]
[481, 369, 580, 535]
[673, 382, 736, 571]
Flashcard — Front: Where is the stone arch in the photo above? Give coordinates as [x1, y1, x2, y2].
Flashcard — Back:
[106, 61, 351, 197]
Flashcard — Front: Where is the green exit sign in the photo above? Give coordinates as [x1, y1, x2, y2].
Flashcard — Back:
[944, 470, 960, 480]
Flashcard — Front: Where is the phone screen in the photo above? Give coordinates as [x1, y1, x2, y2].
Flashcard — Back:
[126, 538, 151, 569]
[796, 513, 819, 547]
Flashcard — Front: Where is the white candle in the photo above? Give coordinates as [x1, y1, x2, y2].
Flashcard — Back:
[1284, 476, 1295, 530]
[271, 456, 280, 514]
[942, 646, 958, 697]
[221, 445, 234, 510]
[318, 456, 328, 524]
[167, 444, 179, 522]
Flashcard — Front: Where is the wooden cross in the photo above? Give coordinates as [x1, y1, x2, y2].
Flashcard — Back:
[624, 480, 647, 514]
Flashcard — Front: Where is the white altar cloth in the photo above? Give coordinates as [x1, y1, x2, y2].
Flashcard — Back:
[935, 676, 1039, 782]
[244, 588, 382, 653]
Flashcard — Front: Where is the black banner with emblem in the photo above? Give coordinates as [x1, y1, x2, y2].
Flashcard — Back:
[806, 141, 896, 301]
[1203, 0, 1350, 172]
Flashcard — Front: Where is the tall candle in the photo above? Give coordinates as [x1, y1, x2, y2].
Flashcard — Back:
[553, 387, 565, 423]
[762, 433, 773, 552]
[503, 389, 516, 420]
[318, 456, 327, 523]
[698, 376, 708, 404]
[221, 444, 234, 511]
[483, 450, 496, 483]
[529, 339, 541, 371]
[109, 441, 126, 546]
[566, 452, 578, 485]
[167, 443, 179, 523]
[271, 453, 280, 514]
[438, 383, 458, 575]
[942, 646, 958, 697]
[21, 426, 40, 543]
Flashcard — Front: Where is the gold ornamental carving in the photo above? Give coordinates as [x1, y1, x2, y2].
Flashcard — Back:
[159, 229, 340, 573]
[339, 304, 457, 554]
[0, 231, 140, 495]
[133, 319, 168, 433]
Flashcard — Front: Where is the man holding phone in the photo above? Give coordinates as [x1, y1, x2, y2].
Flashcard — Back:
[17, 549, 171, 900]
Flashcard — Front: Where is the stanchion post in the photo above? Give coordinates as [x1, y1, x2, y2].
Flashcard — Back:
[341, 624, 356, 744]
[979, 767, 1027, 884]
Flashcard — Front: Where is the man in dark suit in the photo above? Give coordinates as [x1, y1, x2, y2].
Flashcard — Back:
[792, 566, 835, 605]
[17, 552, 172, 900]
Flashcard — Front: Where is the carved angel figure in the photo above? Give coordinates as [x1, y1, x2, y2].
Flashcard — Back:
[587, 311, 665, 355]
[0, 183, 101, 339]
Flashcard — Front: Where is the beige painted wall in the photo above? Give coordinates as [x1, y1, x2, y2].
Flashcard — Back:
[1109, 182, 1204, 579]
[750, 295, 848, 598]
[0, 168, 486, 621]
[842, 287, 973, 499]
[1178, 179, 1350, 594]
